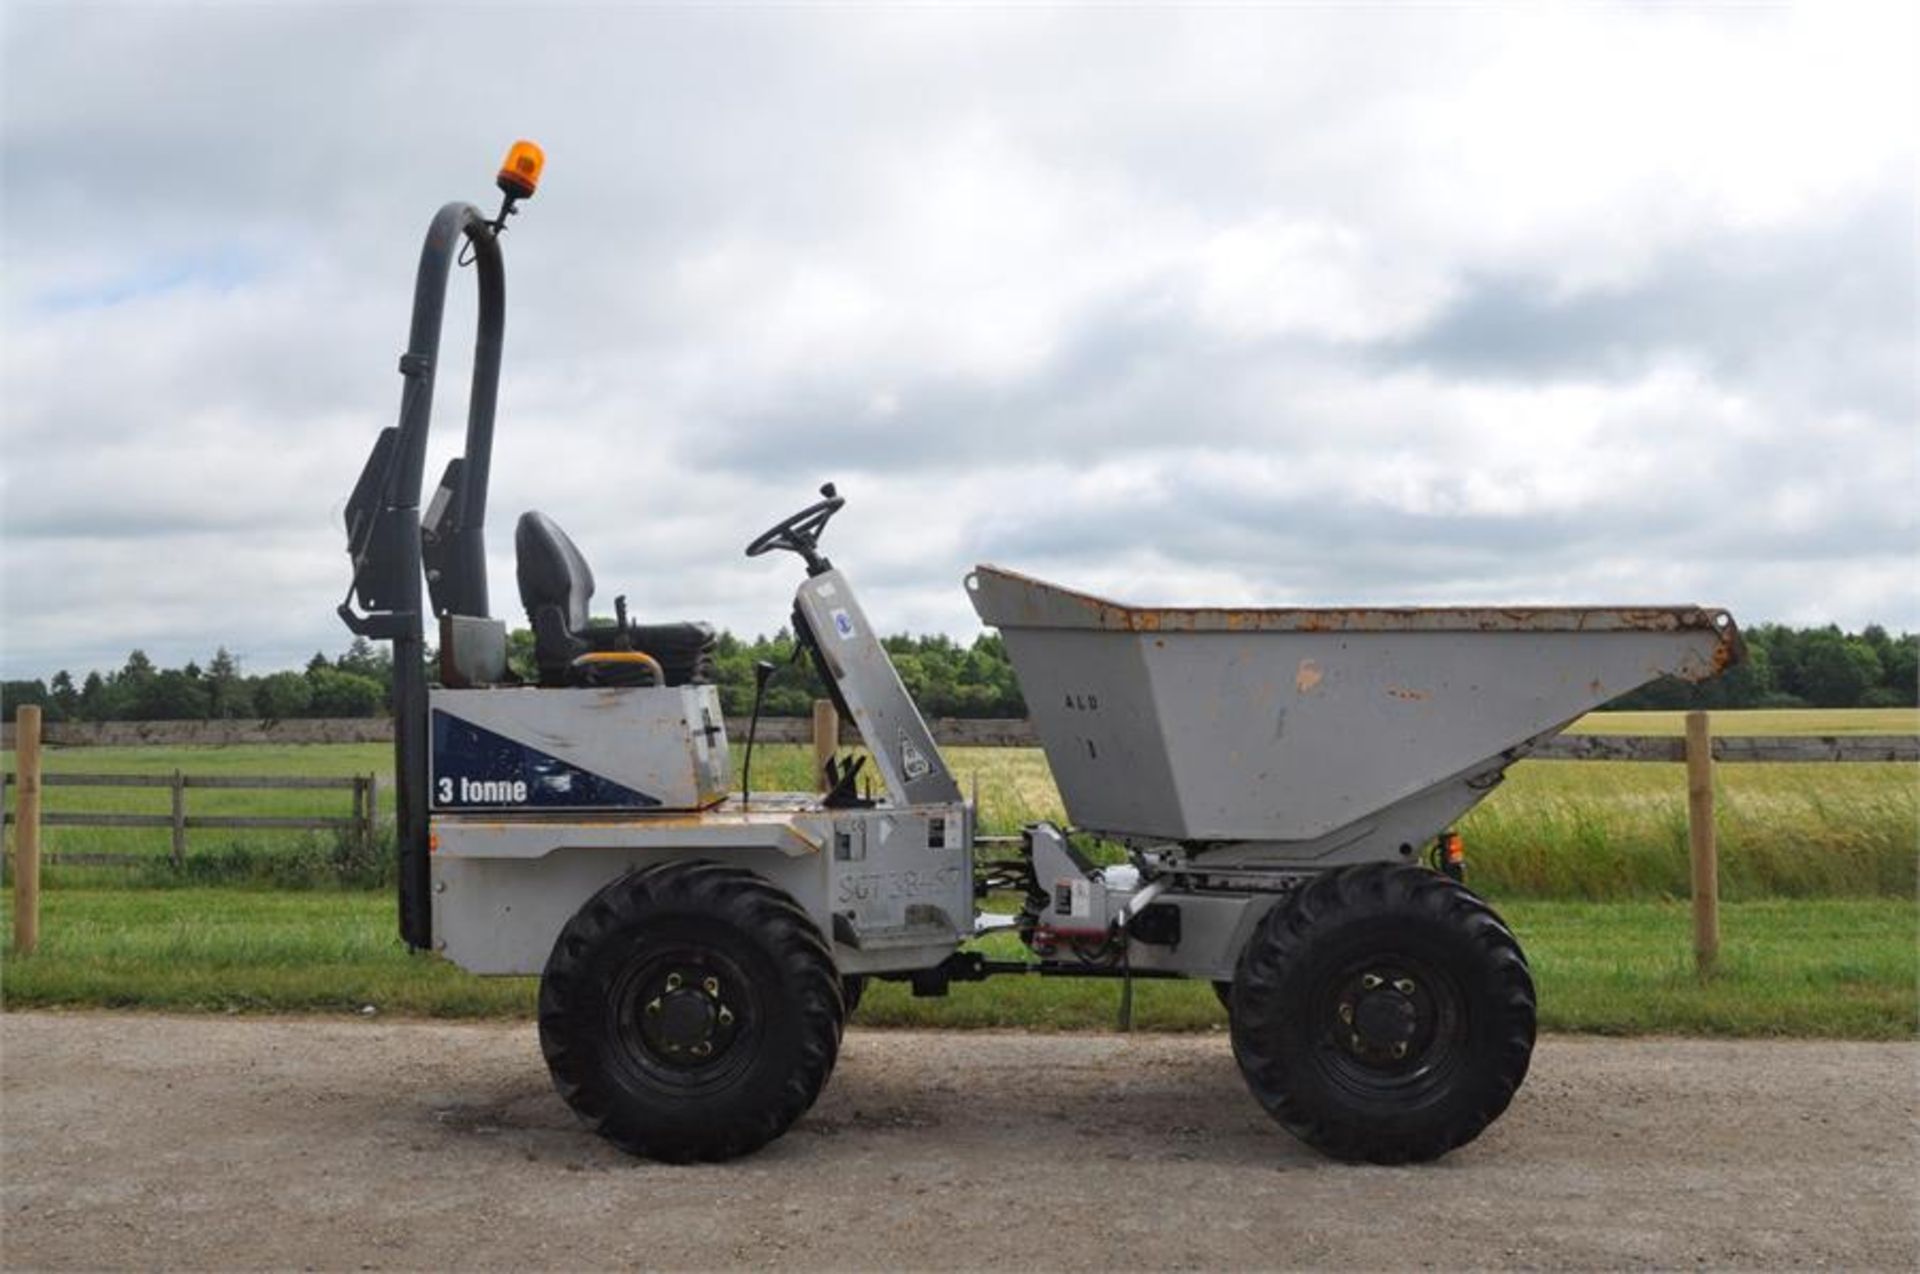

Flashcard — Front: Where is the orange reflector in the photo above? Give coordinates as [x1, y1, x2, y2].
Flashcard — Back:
[1441, 831, 1464, 863]
[497, 139, 544, 198]
[428, 832, 440, 854]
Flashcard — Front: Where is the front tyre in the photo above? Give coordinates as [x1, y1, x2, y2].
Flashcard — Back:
[1230, 863, 1535, 1164]
[539, 861, 844, 1163]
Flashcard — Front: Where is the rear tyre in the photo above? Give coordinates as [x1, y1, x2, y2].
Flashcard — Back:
[539, 860, 844, 1163]
[1230, 863, 1535, 1164]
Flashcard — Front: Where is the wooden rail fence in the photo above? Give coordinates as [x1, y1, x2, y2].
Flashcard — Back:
[1, 769, 377, 869]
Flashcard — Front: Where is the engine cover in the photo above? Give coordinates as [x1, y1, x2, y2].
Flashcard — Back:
[428, 685, 729, 814]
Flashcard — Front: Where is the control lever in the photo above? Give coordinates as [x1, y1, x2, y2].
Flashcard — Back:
[740, 660, 777, 809]
[824, 754, 876, 809]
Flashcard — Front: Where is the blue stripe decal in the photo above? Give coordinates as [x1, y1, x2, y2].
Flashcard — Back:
[431, 709, 662, 810]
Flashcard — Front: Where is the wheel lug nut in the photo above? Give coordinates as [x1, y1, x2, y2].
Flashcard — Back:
[646, 997, 662, 1015]
[717, 1007, 734, 1026]
[1338, 1003, 1354, 1023]
[1361, 974, 1383, 990]
[1349, 1033, 1363, 1050]
[703, 976, 720, 997]
[692, 1041, 713, 1057]
[1392, 1042, 1409, 1058]
[665, 973, 683, 991]
[1393, 978, 1415, 995]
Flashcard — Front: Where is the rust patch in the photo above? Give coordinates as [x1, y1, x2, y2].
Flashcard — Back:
[972, 564, 1749, 643]
[1710, 628, 1744, 675]
[1295, 659, 1323, 694]
[1386, 686, 1430, 702]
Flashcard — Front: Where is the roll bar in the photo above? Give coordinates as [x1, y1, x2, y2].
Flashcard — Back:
[339, 200, 508, 951]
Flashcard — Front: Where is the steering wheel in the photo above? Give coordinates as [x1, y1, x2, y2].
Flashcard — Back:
[745, 482, 846, 574]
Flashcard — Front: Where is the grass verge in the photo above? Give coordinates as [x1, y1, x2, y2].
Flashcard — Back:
[3, 889, 1911, 1038]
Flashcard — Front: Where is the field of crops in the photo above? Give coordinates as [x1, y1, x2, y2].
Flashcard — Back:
[1562, 707, 1917, 736]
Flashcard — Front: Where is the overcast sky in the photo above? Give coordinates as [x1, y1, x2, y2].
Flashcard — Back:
[3, 2, 1914, 681]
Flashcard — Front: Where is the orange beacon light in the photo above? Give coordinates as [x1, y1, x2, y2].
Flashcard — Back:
[497, 140, 545, 200]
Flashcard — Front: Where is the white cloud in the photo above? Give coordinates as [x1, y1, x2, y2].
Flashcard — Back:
[2, 2, 1914, 680]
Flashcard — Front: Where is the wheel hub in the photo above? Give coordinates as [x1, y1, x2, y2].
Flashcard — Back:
[1353, 990, 1417, 1044]
[1336, 970, 1431, 1066]
[636, 968, 739, 1066]
[655, 989, 715, 1047]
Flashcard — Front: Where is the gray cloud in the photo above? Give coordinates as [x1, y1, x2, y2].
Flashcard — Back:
[1378, 191, 1915, 418]
[2, 3, 1914, 680]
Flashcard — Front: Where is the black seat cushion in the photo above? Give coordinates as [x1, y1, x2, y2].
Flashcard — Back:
[514, 511, 716, 688]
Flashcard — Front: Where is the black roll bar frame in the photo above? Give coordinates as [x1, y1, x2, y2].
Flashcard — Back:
[340, 200, 507, 950]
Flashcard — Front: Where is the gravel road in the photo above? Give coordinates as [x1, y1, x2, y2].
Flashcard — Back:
[1, 1013, 1914, 1270]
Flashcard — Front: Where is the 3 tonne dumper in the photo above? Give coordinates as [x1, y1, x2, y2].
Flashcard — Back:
[340, 145, 1744, 1165]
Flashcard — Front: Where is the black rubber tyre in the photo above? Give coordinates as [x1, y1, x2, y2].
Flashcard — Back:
[841, 975, 868, 1018]
[1230, 863, 1535, 1164]
[538, 861, 844, 1163]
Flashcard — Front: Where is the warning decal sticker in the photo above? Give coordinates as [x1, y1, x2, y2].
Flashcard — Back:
[900, 731, 932, 780]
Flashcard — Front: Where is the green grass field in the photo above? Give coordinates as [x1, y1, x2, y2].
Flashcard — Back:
[2, 889, 1910, 1037]
[3, 708, 1914, 1035]
[7, 708, 1914, 897]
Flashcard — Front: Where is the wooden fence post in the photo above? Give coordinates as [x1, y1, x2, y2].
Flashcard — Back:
[1686, 709, 1719, 976]
[169, 770, 187, 868]
[351, 777, 370, 850]
[812, 699, 838, 793]
[12, 706, 42, 956]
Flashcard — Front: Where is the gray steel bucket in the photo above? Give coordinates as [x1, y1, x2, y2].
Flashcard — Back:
[968, 565, 1742, 845]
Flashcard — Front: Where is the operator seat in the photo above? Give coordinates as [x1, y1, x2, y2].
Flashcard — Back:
[514, 511, 717, 688]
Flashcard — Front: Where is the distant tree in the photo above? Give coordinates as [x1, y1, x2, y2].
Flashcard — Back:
[206, 648, 250, 718]
[335, 637, 391, 693]
[307, 667, 384, 718]
[255, 671, 314, 720]
[506, 627, 537, 683]
[132, 670, 210, 720]
[49, 670, 78, 719]
[79, 671, 108, 721]
[1881, 636, 1919, 707]
[1800, 633, 1882, 708]
[1715, 641, 1773, 706]
[1760, 624, 1814, 701]
[1, 680, 53, 723]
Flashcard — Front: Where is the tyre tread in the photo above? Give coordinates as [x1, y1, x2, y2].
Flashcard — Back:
[538, 860, 843, 1163]
[1230, 863, 1536, 1164]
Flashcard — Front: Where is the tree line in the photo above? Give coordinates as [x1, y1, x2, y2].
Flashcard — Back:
[2, 622, 1913, 724]
[0, 629, 1028, 723]
[1604, 623, 1916, 712]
